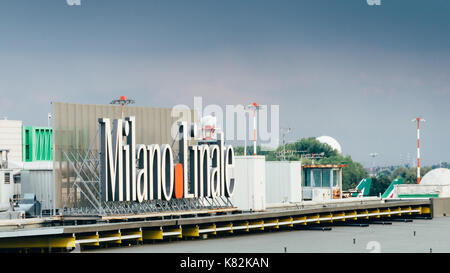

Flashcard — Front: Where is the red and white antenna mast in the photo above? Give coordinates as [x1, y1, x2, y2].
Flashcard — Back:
[110, 95, 135, 118]
[246, 102, 264, 156]
[412, 117, 425, 184]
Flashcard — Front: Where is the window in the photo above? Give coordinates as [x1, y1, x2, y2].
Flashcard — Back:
[14, 174, 21, 184]
[304, 169, 338, 188]
[303, 169, 311, 187]
[4, 172, 10, 184]
[322, 169, 331, 187]
[333, 170, 338, 187]
[312, 169, 322, 187]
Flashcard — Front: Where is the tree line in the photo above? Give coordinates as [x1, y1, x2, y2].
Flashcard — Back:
[234, 137, 448, 196]
[234, 137, 368, 190]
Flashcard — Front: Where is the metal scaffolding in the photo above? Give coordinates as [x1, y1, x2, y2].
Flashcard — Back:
[61, 129, 233, 216]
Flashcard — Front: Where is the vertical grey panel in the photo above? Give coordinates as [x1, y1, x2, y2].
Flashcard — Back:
[21, 170, 54, 211]
[53, 102, 195, 209]
[155, 109, 161, 144]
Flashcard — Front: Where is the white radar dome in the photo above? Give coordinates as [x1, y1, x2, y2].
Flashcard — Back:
[420, 168, 450, 186]
[316, 136, 342, 154]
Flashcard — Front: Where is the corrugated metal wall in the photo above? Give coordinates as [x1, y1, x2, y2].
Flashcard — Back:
[53, 102, 195, 209]
[21, 170, 54, 211]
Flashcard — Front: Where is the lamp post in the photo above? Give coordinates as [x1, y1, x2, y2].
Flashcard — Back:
[369, 152, 378, 177]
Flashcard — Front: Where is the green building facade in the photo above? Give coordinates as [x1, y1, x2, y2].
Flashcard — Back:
[22, 126, 53, 162]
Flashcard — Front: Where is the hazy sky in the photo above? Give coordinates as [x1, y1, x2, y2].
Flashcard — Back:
[0, 0, 449, 167]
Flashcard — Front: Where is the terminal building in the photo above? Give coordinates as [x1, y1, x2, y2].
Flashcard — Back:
[0, 101, 362, 219]
[0, 120, 53, 218]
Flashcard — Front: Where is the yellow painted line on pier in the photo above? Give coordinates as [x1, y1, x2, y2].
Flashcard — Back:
[421, 206, 431, 214]
[248, 220, 264, 230]
[121, 229, 143, 242]
[332, 212, 346, 222]
[402, 206, 413, 215]
[216, 223, 233, 233]
[319, 213, 333, 223]
[391, 207, 402, 216]
[163, 227, 182, 238]
[380, 208, 391, 217]
[199, 224, 217, 235]
[264, 219, 279, 229]
[142, 228, 163, 240]
[368, 209, 381, 218]
[76, 233, 99, 246]
[98, 231, 121, 244]
[182, 226, 199, 237]
[0, 236, 75, 249]
[306, 214, 320, 224]
[292, 216, 307, 225]
[345, 211, 358, 220]
[278, 217, 293, 227]
[359, 210, 370, 220]
[233, 221, 249, 232]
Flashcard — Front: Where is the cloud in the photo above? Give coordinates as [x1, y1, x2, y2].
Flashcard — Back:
[1, 44, 450, 165]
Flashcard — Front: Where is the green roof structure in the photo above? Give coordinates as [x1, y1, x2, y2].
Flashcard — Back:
[22, 126, 53, 162]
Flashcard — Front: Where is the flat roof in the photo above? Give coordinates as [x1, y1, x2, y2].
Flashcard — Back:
[303, 164, 347, 168]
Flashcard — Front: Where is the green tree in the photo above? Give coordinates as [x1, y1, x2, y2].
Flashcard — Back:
[389, 166, 432, 184]
[390, 167, 408, 181]
[233, 137, 368, 190]
[290, 137, 339, 158]
[370, 175, 392, 197]
[317, 154, 368, 189]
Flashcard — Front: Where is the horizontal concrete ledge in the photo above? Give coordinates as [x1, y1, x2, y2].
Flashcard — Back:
[0, 218, 52, 227]
[62, 219, 177, 234]
[0, 227, 64, 239]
